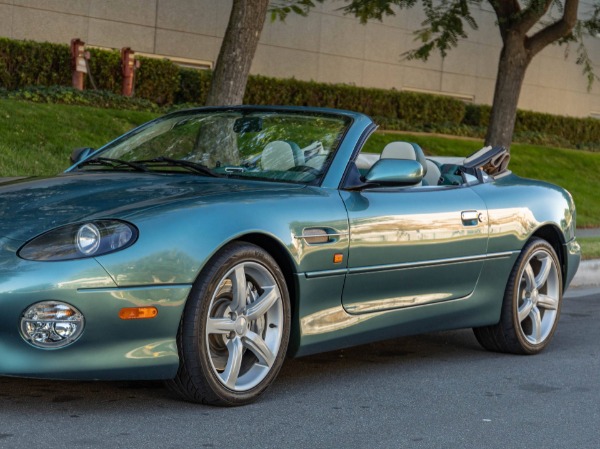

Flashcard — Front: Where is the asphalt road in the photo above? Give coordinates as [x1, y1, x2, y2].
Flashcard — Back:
[1, 289, 598, 449]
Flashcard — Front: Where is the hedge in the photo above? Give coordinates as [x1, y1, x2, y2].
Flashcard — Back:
[1, 37, 599, 149]
[465, 104, 600, 149]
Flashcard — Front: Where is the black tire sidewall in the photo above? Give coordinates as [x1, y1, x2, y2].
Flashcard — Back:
[181, 242, 291, 405]
[506, 238, 563, 354]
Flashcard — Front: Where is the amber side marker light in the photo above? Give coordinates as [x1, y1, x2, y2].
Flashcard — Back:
[119, 307, 158, 320]
[333, 253, 343, 264]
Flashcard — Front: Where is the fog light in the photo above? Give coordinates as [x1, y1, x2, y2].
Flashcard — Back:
[20, 301, 84, 349]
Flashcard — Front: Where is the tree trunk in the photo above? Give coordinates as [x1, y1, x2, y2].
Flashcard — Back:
[205, 0, 270, 106]
[485, 33, 532, 149]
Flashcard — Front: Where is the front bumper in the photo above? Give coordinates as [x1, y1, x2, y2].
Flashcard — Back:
[0, 243, 189, 380]
[563, 238, 581, 290]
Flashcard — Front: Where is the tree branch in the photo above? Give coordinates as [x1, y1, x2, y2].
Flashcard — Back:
[516, 0, 553, 34]
[526, 0, 579, 57]
[487, 0, 520, 40]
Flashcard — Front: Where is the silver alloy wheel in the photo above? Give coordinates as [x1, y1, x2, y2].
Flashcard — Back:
[516, 248, 560, 345]
[205, 261, 283, 392]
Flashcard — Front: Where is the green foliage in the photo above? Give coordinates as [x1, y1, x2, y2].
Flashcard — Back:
[0, 38, 181, 105]
[408, 0, 480, 60]
[0, 38, 71, 89]
[341, 0, 418, 24]
[269, 0, 324, 21]
[86, 48, 122, 93]
[578, 237, 600, 261]
[0, 86, 160, 112]
[135, 57, 181, 105]
[176, 68, 211, 105]
[0, 99, 157, 176]
[464, 103, 600, 150]
[1, 36, 599, 151]
[396, 91, 464, 126]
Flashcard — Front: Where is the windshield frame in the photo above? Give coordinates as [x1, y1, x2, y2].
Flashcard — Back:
[67, 106, 356, 187]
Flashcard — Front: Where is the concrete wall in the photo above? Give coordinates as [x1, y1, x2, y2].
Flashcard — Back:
[0, 0, 598, 117]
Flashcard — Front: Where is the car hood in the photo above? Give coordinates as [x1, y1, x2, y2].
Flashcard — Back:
[0, 172, 302, 243]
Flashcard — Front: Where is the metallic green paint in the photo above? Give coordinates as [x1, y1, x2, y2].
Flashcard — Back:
[0, 106, 580, 380]
[364, 159, 424, 185]
[340, 186, 488, 314]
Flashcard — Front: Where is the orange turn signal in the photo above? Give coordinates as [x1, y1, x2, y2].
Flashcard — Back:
[333, 253, 343, 264]
[119, 307, 158, 320]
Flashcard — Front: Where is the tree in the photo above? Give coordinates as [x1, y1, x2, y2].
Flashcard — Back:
[292, 0, 600, 148]
[206, 0, 320, 106]
[205, 0, 270, 106]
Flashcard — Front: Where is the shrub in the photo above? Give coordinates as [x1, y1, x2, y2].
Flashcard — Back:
[176, 68, 211, 105]
[0, 86, 160, 112]
[0, 38, 71, 90]
[135, 56, 180, 105]
[1, 37, 599, 150]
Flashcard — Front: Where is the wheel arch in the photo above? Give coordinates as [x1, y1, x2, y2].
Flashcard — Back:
[531, 224, 566, 288]
[233, 233, 300, 347]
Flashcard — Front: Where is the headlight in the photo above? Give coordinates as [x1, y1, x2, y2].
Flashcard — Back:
[18, 220, 138, 261]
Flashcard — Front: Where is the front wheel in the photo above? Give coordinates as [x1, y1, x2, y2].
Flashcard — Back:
[167, 242, 291, 406]
[473, 238, 563, 355]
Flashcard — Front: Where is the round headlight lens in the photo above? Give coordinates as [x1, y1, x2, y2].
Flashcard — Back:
[76, 223, 101, 255]
[20, 301, 85, 349]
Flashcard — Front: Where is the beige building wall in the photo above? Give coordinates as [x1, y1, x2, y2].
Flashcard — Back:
[0, 0, 598, 117]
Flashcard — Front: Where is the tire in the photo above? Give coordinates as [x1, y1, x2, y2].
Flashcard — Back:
[167, 242, 291, 406]
[473, 238, 563, 355]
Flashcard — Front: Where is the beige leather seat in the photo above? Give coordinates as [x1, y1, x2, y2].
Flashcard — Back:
[380, 141, 428, 185]
[262, 141, 295, 171]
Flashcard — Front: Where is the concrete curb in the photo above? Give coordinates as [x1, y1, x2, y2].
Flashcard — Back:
[569, 259, 600, 289]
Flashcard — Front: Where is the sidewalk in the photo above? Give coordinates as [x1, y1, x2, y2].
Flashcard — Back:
[570, 259, 600, 289]
[576, 228, 600, 238]
[570, 229, 600, 290]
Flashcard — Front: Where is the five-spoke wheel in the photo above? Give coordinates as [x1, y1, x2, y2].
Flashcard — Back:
[167, 242, 290, 406]
[474, 238, 563, 354]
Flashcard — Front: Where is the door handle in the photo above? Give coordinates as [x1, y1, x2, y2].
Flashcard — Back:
[461, 210, 482, 226]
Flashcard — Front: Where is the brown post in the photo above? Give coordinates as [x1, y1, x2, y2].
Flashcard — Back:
[70, 38, 86, 91]
[121, 48, 136, 97]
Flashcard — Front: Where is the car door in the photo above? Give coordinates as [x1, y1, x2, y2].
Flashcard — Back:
[340, 186, 488, 314]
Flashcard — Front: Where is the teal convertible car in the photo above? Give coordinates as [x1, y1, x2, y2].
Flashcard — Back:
[0, 106, 580, 406]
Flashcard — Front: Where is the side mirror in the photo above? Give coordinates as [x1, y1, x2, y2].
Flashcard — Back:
[70, 147, 94, 164]
[365, 159, 424, 186]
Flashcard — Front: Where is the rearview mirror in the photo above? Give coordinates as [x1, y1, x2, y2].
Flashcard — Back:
[233, 116, 263, 133]
[365, 159, 424, 185]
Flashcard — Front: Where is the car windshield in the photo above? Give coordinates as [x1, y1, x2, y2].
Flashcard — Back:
[85, 109, 351, 185]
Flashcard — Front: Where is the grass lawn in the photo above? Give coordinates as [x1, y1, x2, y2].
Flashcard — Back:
[578, 237, 600, 261]
[0, 99, 157, 176]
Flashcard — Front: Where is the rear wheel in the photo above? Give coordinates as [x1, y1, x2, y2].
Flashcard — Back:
[167, 242, 290, 406]
[474, 238, 562, 354]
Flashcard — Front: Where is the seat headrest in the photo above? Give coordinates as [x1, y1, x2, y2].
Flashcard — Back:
[380, 141, 427, 175]
[262, 141, 295, 171]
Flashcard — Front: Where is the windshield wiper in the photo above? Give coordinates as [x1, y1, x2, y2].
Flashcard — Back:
[78, 157, 148, 172]
[134, 157, 220, 177]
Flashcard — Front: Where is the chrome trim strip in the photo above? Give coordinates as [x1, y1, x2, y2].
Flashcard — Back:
[303, 250, 518, 278]
[347, 251, 517, 275]
[304, 268, 348, 279]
